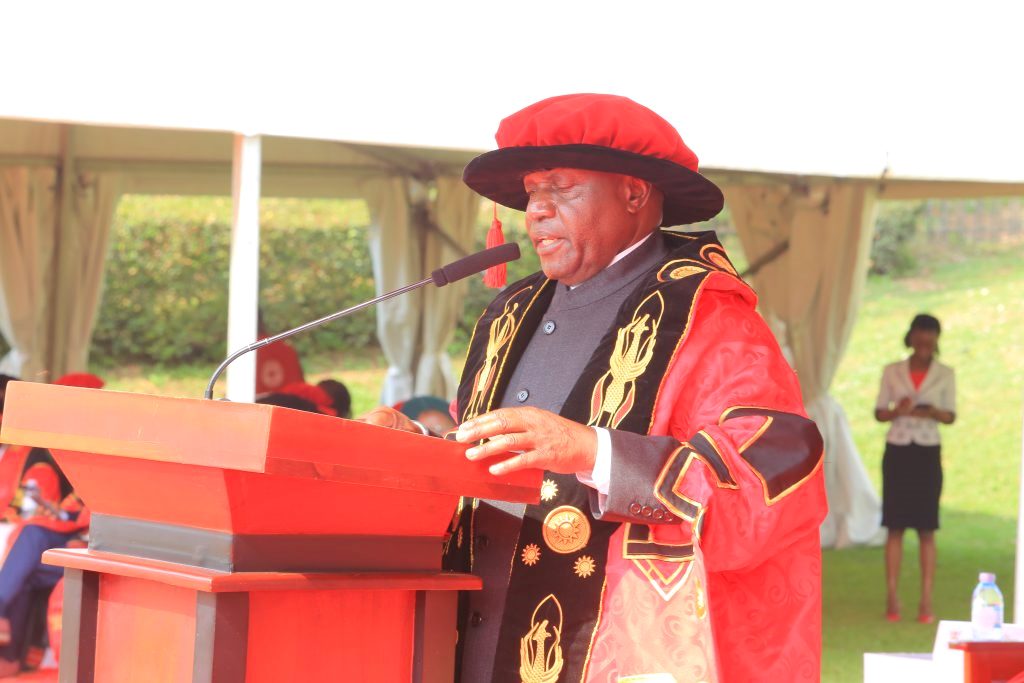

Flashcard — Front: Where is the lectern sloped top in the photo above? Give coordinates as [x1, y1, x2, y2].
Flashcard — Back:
[0, 382, 540, 571]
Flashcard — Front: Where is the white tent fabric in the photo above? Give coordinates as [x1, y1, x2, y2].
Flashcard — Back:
[366, 175, 482, 404]
[417, 176, 480, 399]
[0, 168, 56, 380]
[724, 182, 885, 548]
[59, 172, 121, 375]
[0, 168, 120, 381]
[5, 3, 1022, 184]
[365, 177, 419, 405]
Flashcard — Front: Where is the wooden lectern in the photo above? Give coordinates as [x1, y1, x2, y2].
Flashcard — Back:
[0, 381, 540, 683]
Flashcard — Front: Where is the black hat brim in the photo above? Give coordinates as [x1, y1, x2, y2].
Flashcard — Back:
[463, 144, 724, 227]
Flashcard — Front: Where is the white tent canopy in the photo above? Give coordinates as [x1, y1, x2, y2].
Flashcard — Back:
[1, 1, 1022, 555]
[4, 1, 1022, 182]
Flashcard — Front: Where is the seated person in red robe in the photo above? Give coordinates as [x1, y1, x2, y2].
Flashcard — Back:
[0, 463, 89, 675]
[0, 372, 101, 675]
[255, 314, 305, 396]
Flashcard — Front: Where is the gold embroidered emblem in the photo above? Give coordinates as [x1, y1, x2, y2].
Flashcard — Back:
[520, 594, 564, 683]
[540, 479, 559, 502]
[700, 244, 738, 275]
[657, 258, 706, 282]
[573, 555, 596, 578]
[668, 265, 705, 280]
[695, 577, 707, 619]
[588, 292, 663, 428]
[542, 505, 591, 554]
[464, 286, 533, 420]
[521, 543, 542, 566]
[443, 498, 465, 554]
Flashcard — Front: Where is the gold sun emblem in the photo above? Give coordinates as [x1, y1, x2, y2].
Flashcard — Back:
[542, 505, 591, 554]
[540, 479, 559, 502]
[573, 555, 597, 579]
[669, 265, 705, 280]
[521, 543, 542, 566]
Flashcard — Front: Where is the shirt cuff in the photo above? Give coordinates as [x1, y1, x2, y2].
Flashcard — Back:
[576, 427, 611, 496]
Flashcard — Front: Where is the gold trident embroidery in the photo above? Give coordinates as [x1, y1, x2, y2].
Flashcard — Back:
[589, 292, 663, 428]
[465, 298, 522, 420]
[519, 594, 564, 683]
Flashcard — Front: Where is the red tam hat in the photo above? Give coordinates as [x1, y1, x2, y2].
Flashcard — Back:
[279, 382, 337, 417]
[54, 373, 105, 389]
[463, 93, 724, 227]
[21, 463, 61, 504]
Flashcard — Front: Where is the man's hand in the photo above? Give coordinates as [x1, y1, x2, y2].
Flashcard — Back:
[455, 407, 597, 477]
[357, 407, 424, 435]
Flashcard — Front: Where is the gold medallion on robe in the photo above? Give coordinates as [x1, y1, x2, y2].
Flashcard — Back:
[542, 505, 591, 554]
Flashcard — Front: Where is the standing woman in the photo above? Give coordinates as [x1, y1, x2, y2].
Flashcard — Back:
[875, 313, 956, 623]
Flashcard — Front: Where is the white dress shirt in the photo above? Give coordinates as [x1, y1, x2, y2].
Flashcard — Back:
[875, 358, 956, 446]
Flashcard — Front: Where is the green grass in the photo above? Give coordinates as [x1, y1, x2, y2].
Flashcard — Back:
[92, 243, 1023, 682]
[823, 245, 1023, 682]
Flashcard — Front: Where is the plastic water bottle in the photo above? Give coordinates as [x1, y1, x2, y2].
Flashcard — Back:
[971, 572, 1004, 640]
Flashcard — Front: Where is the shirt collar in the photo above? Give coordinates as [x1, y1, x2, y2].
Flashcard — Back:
[568, 232, 655, 291]
[551, 231, 666, 311]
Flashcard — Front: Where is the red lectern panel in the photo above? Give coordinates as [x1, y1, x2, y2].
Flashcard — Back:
[0, 381, 537, 682]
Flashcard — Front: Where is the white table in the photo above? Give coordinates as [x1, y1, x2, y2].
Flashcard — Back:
[865, 621, 1024, 683]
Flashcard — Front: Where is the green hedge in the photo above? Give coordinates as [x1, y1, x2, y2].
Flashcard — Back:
[92, 197, 379, 364]
[3, 195, 729, 368]
[90, 196, 541, 365]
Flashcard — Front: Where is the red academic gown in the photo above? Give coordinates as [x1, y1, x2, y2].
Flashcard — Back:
[583, 273, 827, 682]
[454, 232, 827, 682]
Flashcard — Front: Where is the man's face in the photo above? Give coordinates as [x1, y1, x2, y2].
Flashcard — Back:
[523, 168, 648, 285]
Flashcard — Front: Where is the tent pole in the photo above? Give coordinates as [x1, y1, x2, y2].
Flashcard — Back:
[225, 134, 262, 402]
[44, 125, 76, 381]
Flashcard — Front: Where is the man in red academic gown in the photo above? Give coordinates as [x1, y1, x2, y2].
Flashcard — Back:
[366, 94, 827, 683]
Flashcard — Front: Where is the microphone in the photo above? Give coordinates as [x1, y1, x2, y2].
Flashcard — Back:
[203, 242, 521, 399]
[430, 242, 519, 286]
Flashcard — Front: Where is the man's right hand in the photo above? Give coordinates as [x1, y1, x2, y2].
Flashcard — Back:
[357, 406, 424, 435]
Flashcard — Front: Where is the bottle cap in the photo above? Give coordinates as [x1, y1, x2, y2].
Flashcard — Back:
[980, 572, 996, 583]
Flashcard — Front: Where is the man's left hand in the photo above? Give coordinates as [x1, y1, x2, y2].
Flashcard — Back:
[455, 407, 597, 476]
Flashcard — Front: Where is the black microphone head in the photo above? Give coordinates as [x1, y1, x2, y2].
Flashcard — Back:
[432, 242, 521, 287]
[487, 242, 521, 263]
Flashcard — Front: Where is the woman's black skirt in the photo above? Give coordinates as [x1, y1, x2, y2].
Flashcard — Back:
[882, 442, 943, 531]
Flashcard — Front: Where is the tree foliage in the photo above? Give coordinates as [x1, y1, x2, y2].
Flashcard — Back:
[870, 201, 924, 276]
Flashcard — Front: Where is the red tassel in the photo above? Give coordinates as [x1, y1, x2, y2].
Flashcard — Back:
[483, 203, 507, 288]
